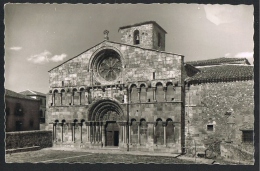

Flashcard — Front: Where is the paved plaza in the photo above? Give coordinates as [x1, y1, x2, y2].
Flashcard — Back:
[5, 147, 242, 164]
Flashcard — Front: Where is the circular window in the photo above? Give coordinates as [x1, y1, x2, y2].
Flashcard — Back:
[93, 49, 122, 82]
[98, 56, 122, 81]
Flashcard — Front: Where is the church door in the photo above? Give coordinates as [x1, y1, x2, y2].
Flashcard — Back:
[106, 121, 119, 146]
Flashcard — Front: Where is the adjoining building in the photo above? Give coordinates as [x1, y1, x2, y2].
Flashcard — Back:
[5, 89, 41, 132]
[184, 57, 254, 157]
[46, 21, 254, 155]
[20, 90, 47, 129]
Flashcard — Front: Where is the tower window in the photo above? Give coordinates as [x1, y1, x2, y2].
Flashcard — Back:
[134, 30, 140, 45]
[207, 125, 214, 131]
[62, 81, 64, 86]
[153, 72, 155, 80]
[158, 33, 161, 47]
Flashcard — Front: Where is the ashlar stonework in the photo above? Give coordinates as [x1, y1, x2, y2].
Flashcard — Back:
[46, 21, 254, 157]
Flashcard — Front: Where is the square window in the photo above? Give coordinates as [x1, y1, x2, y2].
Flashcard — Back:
[242, 130, 253, 143]
[207, 125, 214, 131]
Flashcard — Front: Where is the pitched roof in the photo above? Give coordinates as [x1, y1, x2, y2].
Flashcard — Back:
[185, 65, 253, 83]
[19, 90, 46, 97]
[118, 21, 167, 33]
[186, 57, 251, 67]
[5, 89, 39, 101]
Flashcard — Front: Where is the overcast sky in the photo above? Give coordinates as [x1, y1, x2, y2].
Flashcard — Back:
[4, 4, 254, 93]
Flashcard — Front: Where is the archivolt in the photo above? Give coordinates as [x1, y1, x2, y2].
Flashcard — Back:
[87, 98, 124, 121]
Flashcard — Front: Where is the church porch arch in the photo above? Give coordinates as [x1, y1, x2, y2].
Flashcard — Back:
[86, 99, 126, 147]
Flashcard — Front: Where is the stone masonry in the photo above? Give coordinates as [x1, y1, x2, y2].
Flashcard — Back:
[46, 21, 185, 154]
[46, 21, 254, 157]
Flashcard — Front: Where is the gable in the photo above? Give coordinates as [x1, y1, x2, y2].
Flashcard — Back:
[48, 40, 184, 89]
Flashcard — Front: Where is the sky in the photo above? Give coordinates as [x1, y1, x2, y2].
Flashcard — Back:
[4, 4, 254, 94]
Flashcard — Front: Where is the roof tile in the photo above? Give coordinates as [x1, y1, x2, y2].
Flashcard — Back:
[186, 57, 250, 66]
[185, 65, 253, 83]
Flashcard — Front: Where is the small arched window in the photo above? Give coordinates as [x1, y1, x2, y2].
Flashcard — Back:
[133, 30, 140, 45]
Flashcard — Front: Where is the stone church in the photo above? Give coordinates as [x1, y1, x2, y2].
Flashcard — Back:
[46, 21, 254, 156]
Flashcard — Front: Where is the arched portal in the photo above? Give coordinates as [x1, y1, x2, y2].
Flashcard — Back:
[87, 99, 125, 146]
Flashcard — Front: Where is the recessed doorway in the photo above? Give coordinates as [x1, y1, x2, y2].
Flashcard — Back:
[106, 121, 119, 146]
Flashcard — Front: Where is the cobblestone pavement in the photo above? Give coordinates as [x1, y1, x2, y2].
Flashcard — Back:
[5, 147, 244, 164]
[5, 147, 198, 164]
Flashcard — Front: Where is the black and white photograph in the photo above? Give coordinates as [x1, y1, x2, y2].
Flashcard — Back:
[3, 2, 256, 166]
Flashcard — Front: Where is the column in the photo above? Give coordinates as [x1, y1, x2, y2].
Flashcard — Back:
[72, 92, 74, 105]
[125, 124, 127, 144]
[164, 123, 166, 146]
[163, 87, 167, 101]
[96, 123, 99, 143]
[122, 125, 125, 143]
[89, 122, 92, 143]
[80, 123, 83, 143]
[153, 87, 156, 102]
[138, 123, 140, 145]
[120, 125, 123, 144]
[53, 123, 55, 141]
[129, 124, 131, 145]
[93, 122, 96, 144]
[72, 123, 75, 143]
[99, 122, 102, 145]
[90, 122, 93, 143]
[102, 122, 105, 147]
[153, 123, 156, 144]
[61, 123, 64, 142]
[128, 89, 131, 103]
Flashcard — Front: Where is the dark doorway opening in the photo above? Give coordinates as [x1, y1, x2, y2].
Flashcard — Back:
[106, 121, 119, 146]
[114, 131, 119, 146]
[15, 121, 22, 131]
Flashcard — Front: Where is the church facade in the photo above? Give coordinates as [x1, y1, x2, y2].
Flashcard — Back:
[46, 21, 254, 155]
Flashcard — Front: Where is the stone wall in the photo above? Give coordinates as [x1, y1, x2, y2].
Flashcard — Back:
[48, 41, 182, 89]
[119, 23, 166, 51]
[220, 142, 254, 163]
[46, 86, 184, 153]
[5, 130, 52, 149]
[185, 80, 254, 150]
[120, 23, 154, 49]
[46, 38, 184, 153]
[152, 24, 166, 51]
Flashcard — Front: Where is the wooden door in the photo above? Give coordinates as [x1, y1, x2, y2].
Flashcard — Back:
[106, 122, 119, 146]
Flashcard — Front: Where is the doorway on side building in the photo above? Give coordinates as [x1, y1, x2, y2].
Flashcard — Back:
[15, 121, 22, 131]
[105, 121, 119, 146]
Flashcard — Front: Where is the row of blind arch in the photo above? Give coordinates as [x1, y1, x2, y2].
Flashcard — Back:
[49, 81, 178, 94]
[50, 82, 177, 106]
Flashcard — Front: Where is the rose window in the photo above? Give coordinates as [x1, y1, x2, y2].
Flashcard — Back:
[97, 53, 122, 81]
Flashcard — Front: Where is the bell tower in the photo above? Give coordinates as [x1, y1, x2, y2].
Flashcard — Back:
[118, 21, 167, 51]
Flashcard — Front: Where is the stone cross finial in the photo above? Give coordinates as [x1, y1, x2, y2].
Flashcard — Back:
[104, 30, 109, 40]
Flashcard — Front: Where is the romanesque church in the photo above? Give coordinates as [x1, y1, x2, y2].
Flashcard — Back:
[46, 21, 254, 155]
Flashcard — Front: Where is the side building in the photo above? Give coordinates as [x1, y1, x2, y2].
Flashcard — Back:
[5, 89, 41, 132]
[184, 57, 254, 158]
[20, 90, 47, 129]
